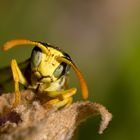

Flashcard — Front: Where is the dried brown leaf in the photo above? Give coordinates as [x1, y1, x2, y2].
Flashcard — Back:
[0, 90, 112, 140]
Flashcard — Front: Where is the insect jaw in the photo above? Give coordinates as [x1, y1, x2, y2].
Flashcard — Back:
[39, 76, 53, 83]
[31, 69, 53, 82]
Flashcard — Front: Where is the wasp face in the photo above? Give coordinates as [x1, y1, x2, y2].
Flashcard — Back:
[31, 46, 70, 83]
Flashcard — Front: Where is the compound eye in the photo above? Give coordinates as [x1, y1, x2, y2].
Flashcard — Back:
[31, 47, 42, 67]
[54, 62, 68, 78]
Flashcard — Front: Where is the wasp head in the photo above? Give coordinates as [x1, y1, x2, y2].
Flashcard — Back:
[31, 45, 71, 83]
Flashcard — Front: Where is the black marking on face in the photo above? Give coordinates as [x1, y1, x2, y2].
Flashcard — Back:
[31, 47, 42, 67]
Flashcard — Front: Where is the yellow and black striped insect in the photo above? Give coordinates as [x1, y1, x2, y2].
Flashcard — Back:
[0, 39, 88, 108]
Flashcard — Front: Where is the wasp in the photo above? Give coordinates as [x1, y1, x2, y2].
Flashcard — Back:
[0, 39, 88, 108]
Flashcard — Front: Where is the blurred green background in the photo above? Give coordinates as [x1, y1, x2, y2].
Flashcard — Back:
[0, 0, 140, 140]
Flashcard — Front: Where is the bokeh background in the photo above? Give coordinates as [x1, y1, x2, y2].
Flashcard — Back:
[0, 0, 140, 140]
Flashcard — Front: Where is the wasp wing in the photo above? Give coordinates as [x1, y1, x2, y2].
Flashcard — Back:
[0, 59, 30, 93]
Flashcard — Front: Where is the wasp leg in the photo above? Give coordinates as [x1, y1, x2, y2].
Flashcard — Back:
[11, 59, 28, 108]
[45, 88, 77, 108]
[44, 98, 69, 108]
[61, 88, 77, 99]
[65, 97, 73, 106]
[47, 88, 77, 98]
